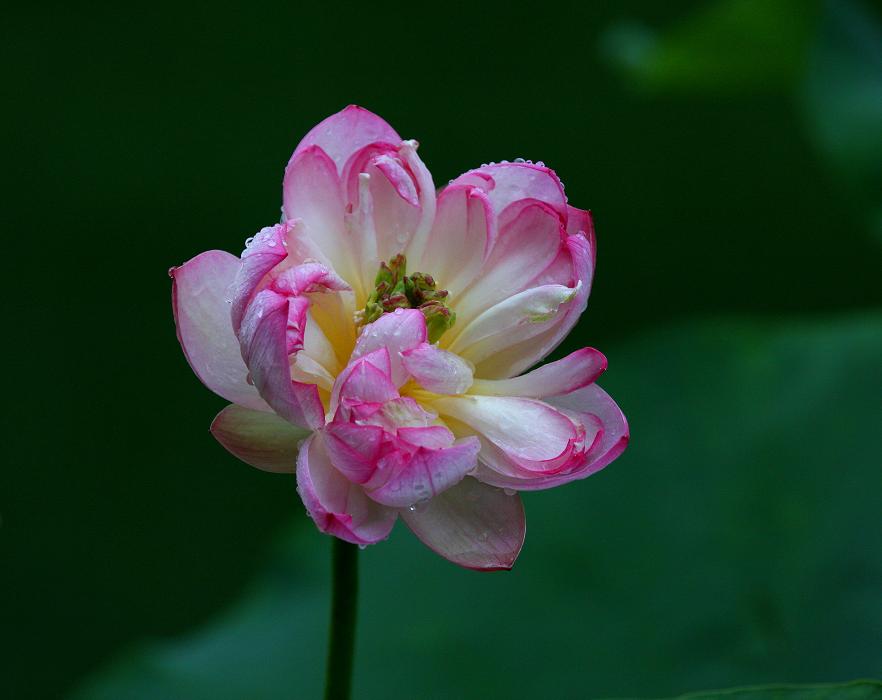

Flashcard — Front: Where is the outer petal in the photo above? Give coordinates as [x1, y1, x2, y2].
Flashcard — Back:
[400, 343, 474, 395]
[469, 348, 606, 399]
[296, 433, 397, 545]
[449, 162, 567, 221]
[291, 105, 401, 173]
[210, 404, 309, 473]
[401, 477, 525, 571]
[170, 250, 268, 411]
[366, 437, 481, 508]
[238, 288, 325, 429]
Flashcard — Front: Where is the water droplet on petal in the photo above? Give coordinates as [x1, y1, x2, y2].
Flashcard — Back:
[503, 488, 516, 496]
[514, 157, 526, 163]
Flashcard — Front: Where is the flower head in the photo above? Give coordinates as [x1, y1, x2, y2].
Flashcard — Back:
[170, 106, 628, 570]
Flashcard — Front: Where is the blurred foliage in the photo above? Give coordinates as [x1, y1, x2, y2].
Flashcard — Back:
[630, 681, 882, 699]
[601, 0, 819, 94]
[603, 0, 882, 242]
[73, 314, 882, 699]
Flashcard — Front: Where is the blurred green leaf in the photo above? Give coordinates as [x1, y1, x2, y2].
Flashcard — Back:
[72, 314, 882, 699]
[601, 0, 818, 94]
[618, 680, 882, 699]
[801, 0, 882, 242]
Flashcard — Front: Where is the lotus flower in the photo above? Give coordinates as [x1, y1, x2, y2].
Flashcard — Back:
[171, 106, 628, 570]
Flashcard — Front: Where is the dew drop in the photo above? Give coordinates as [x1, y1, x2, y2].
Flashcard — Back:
[244, 236, 255, 248]
[514, 157, 526, 163]
[503, 488, 516, 496]
[358, 544, 368, 550]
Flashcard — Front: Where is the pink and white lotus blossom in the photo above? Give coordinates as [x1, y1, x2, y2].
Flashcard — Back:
[171, 106, 628, 570]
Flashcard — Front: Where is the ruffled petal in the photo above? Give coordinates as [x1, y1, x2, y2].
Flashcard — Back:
[351, 308, 428, 387]
[400, 343, 474, 395]
[237, 287, 325, 429]
[296, 433, 397, 546]
[170, 250, 268, 411]
[401, 477, 525, 571]
[470, 348, 606, 399]
[446, 283, 580, 367]
[210, 404, 309, 472]
[449, 162, 567, 221]
[365, 437, 481, 508]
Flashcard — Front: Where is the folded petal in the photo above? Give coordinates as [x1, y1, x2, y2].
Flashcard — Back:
[291, 105, 401, 172]
[416, 184, 496, 297]
[449, 162, 567, 222]
[351, 308, 428, 386]
[366, 437, 480, 508]
[296, 433, 398, 545]
[470, 348, 606, 399]
[210, 404, 310, 472]
[453, 200, 566, 325]
[230, 223, 290, 334]
[401, 477, 525, 570]
[238, 288, 325, 429]
[566, 205, 594, 237]
[447, 283, 579, 367]
[170, 250, 268, 411]
[401, 343, 474, 395]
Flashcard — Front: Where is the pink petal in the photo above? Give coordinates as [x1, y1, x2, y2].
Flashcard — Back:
[415, 184, 496, 297]
[566, 205, 595, 238]
[433, 395, 579, 463]
[398, 140, 437, 265]
[329, 347, 393, 418]
[323, 422, 385, 484]
[446, 283, 580, 367]
[170, 250, 268, 411]
[237, 288, 325, 429]
[296, 433, 398, 546]
[338, 353, 399, 405]
[210, 404, 309, 472]
[366, 437, 481, 508]
[229, 223, 290, 334]
[365, 153, 421, 262]
[453, 200, 566, 325]
[351, 309, 428, 386]
[291, 105, 401, 173]
[465, 233, 594, 379]
[450, 162, 567, 222]
[401, 477, 525, 571]
[281, 146, 359, 285]
[400, 343, 474, 395]
[470, 348, 607, 398]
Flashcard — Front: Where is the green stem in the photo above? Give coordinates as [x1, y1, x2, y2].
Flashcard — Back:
[324, 538, 359, 700]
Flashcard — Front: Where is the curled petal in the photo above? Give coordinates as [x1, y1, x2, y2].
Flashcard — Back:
[323, 422, 386, 484]
[238, 288, 325, 429]
[365, 437, 481, 508]
[230, 223, 290, 334]
[297, 433, 398, 546]
[450, 162, 568, 221]
[566, 205, 595, 237]
[170, 250, 268, 411]
[401, 477, 525, 571]
[447, 283, 580, 367]
[400, 343, 474, 395]
[291, 105, 401, 173]
[211, 404, 309, 473]
[470, 348, 606, 399]
[351, 309, 428, 387]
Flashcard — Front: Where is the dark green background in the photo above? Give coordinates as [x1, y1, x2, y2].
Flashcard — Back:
[4, 1, 881, 698]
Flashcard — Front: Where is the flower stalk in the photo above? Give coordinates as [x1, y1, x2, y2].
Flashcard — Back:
[324, 538, 359, 700]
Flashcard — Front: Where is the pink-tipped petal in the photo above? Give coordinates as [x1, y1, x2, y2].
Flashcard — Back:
[296, 433, 397, 546]
[416, 185, 495, 296]
[566, 205, 595, 238]
[447, 283, 579, 367]
[238, 288, 325, 430]
[454, 201, 566, 325]
[401, 477, 525, 571]
[171, 250, 268, 411]
[365, 153, 421, 262]
[291, 105, 401, 173]
[351, 309, 428, 386]
[210, 404, 310, 473]
[230, 223, 290, 334]
[470, 348, 607, 399]
[400, 343, 474, 395]
[450, 162, 567, 221]
[366, 437, 481, 508]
